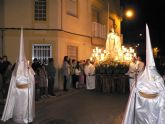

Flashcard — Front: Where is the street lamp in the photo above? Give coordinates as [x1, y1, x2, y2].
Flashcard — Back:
[125, 9, 134, 19]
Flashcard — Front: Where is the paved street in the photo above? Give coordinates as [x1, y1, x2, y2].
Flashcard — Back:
[0, 89, 128, 124]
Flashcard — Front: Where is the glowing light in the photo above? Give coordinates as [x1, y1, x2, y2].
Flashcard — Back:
[153, 47, 159, 58]
[125, 9, 134, 18]
[27, 60, 30, 66]
[90, 45, 137, 64]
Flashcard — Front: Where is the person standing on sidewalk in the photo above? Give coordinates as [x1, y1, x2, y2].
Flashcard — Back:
[84, 59, 95, 90]
[62, 56, 70, 91]
[46, 58, 56, 96]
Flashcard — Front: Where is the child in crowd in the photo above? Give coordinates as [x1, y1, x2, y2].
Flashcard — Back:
[75, 61, 81, 88]
[39, 64, 48, 98]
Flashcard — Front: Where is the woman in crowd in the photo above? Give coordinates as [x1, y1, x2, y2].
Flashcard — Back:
[35, 67, 41, 101]
[71, 59, 77, 88]
[62, 56, 70, 91]
[79, 60, 85, 88]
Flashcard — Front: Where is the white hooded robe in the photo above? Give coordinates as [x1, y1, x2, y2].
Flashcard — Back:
[122, 24, 165, 124]
[1, 28, 35, 123]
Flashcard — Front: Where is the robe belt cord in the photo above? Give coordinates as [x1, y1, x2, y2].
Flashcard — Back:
[139, 91, 159, 99]
[16, 83, 30, 89]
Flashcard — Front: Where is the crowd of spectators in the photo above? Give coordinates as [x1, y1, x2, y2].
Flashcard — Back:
[62, 56, 87, 91]
[62, 56, 97, 91]
[0, 55, 97, 102]
[1, 54, 165, 103]
[32, 58, 56, 101]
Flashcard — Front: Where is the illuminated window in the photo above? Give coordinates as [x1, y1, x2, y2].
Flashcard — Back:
[67, 45, 78, 60]
[67, 0, 78, 17]
[32, 44, 52, 64]
[34, 0, 47, 21]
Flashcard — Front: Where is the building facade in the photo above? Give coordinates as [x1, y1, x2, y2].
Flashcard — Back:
[0, 0, 122, 89]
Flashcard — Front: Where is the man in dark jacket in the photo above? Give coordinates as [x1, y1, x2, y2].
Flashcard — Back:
[46, 58, 56, 96]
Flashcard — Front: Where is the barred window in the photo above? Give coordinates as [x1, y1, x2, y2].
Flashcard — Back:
[66, 0, 78, 17]
[32, 44, 52, 64]
[34, 0, 47, 21]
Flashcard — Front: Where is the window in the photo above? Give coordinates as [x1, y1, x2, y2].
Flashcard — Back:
[34, 0, 47, 21]
[66, 0, 78, 17]
[32, 44, 52, 64]
[92, 8, 100, 23]
[67, 45, 78, 60]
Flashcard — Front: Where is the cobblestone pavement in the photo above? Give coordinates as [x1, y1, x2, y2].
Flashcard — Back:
[0, 89, 128, 124]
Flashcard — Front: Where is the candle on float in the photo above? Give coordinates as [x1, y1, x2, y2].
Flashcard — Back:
[122, 45, 124, 50]
[100, 53, 104, 61]
[123, 48, 127, 53]
[119, 51, 123, 57]
[96, 47, 98, 51]
[101, 53, 104, 57]
[132, 49, 134, 53]
[27, 60, 30, 68]
[95, 53, 98, 57]
[98, 49, 101, 53]
[115, 56, 118, 61]
[134, 53, 136, 57]
[125, 52, 128, 56]
[130, 54, 133, 58]
[100, 58, 104, 61]
[90, 57, 93, 61]
[27, 60, 30, 65]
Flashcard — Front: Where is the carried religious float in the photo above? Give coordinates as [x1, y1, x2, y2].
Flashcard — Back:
[91, 28, 137, 94]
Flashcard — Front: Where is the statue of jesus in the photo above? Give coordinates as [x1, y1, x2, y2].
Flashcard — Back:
[106, 28, 121, 59]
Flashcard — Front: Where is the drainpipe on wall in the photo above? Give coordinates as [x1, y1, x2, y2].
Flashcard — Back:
[61, 0, 63, 30]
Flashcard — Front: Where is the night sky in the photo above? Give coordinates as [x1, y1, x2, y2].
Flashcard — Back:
[121, 1, 165, 56]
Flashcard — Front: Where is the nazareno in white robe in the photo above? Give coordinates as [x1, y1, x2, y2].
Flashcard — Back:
[1, 28, 35, 124]
[122, 24, 165, 124]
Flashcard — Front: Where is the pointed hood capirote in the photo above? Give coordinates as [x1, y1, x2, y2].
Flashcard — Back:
[146, 24, 155, 67]
[19, 27, 26, 62]
[137, 24, 164, 94]
[15, 27, 29, 84]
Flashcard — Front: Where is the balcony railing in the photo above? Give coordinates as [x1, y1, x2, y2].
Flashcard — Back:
[92, 22, 107, 39]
